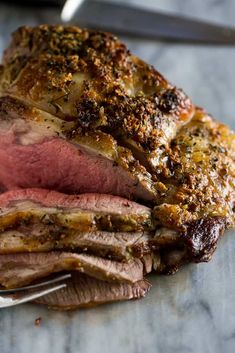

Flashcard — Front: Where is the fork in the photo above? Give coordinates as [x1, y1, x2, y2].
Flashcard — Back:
[0, 273, 71, 308]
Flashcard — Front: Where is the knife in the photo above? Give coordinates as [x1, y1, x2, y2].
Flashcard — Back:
[61, 0, 235, 44]
[0, 0, 64, 5]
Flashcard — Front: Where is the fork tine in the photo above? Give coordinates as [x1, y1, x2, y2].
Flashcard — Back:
[0, 273, 71, 294]
[0, 283, 67, 308]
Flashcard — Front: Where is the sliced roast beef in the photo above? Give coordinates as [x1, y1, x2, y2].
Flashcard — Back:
[0, 188, 151, 215]
[35, 273, 151, 310]
[0, 252, 148, 288]
[0, 96, 157, 201]
[0, 229, 151, 260]
[0, 188, 153, 233]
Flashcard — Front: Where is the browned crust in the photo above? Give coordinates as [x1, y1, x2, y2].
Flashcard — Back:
[154, 108, 235, 228]
[0, 25, 194, 165]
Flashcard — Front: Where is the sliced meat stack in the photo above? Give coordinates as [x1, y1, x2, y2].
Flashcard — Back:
[0, 188, 154, 306]
[0, 25, 234, 309]
[0, 189, 153, 262]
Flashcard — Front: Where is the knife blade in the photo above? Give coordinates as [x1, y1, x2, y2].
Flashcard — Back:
[61, 0, 235, 44]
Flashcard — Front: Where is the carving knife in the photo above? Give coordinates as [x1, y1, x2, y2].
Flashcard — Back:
[61, 0, 235, 44]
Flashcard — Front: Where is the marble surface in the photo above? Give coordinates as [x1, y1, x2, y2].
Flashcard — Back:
[0, 1, 235, 352]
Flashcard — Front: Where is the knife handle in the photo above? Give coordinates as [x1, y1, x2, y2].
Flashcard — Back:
[0, 0, 64, 6]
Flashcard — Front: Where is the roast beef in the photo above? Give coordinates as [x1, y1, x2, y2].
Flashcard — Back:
[0, 26, 194, 174]
[35, 273, 151, 310]
[0, 189, 154, 260]
[0, 25, 234, 310]
[1, 27, 233, 244]
[0, 96, 156, 201]
[0, 229, 151, 260]
[0, 188, 151, 215]
[0, 188, 153, 233]
[0, 252, 149, 288]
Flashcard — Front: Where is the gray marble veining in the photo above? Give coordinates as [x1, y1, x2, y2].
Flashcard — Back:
[0, 1, 235, 352]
